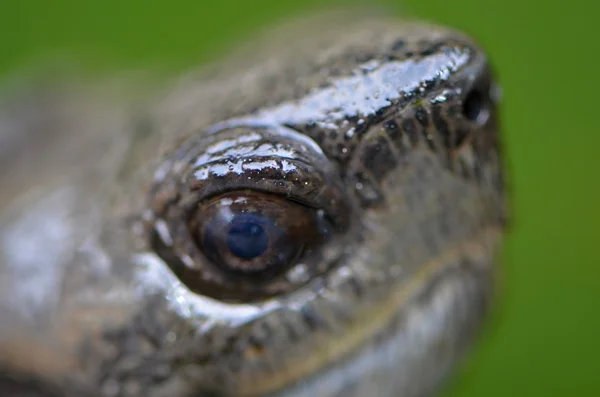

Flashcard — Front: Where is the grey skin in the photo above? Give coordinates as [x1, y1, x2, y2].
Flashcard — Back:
[0, 9, 506, 397]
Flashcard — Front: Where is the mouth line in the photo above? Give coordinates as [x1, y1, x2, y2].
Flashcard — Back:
[233, 225, 502, 397]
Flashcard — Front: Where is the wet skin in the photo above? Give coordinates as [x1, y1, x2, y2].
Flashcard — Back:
[0, 10, 506, 397]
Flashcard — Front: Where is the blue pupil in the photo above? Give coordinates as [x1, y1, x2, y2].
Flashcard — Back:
[227, 215, 269, 260]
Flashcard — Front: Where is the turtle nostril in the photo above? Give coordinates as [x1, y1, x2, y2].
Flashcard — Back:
[462, 89, 489, 124]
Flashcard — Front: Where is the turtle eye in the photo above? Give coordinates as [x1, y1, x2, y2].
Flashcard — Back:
[146, 124, 349, 302]
[189, 191, 331, 280]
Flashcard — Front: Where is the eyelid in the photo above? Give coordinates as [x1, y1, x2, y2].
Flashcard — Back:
[205, 119, 326, 156]
[151, 123, 350, 229]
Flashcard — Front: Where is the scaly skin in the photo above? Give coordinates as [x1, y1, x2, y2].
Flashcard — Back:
[0, 9, 506, 397]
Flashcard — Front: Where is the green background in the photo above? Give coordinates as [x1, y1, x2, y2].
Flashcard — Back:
[1, 1, 598, 396]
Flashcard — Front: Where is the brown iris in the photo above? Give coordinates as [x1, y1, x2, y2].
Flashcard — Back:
[188, 190, 331, 280]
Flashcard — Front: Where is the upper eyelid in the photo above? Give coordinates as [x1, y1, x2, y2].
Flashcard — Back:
[204, 119, 326, 155]
[150, 124, 350, 228]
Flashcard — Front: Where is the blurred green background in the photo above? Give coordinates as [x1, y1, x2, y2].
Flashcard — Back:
[1, 0, 598, 396]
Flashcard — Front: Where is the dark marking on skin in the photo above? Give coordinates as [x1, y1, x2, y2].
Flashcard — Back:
[432, 106, 451, 148]
[361, 134, 398, 181]
[419, 42, 446, 58]
[402, 118, 420, 147]
[390, 39, 406, 52]
[447, 103, 460, 118]
[380, 119, 410, 157]
[472, 156, 483, 182]
[300, 307, 322, 332]
[345, 275, 364, 299]
[454, 128, 470, 148]
[354, 52, 375, 64]
[415, 107, 429, 128]
[281, 320, 302, 344]
[382, 119, 401, 141]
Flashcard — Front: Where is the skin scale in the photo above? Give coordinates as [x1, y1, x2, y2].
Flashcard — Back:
[0, 9, 506, 397]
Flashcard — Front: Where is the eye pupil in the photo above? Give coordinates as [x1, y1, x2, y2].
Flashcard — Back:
[227, 215, 269, 260]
